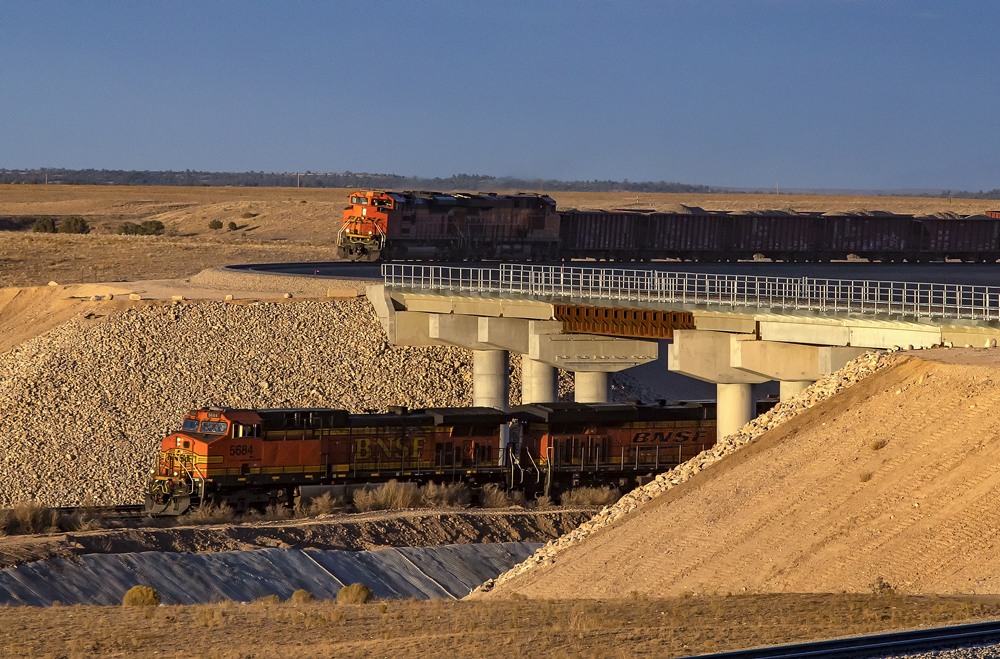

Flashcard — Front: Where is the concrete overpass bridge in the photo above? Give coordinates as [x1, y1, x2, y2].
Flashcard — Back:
[368, 263, 1000, 437]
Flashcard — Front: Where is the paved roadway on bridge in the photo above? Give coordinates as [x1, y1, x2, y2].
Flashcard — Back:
[230, 261, 1000, 286]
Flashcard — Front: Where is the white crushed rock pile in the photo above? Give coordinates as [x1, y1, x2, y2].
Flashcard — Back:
[0, 299, 653, 507]
[476, 350, 898, 595]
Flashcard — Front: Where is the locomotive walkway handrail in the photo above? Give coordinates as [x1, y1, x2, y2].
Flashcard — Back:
[382, 263, 1000, 321]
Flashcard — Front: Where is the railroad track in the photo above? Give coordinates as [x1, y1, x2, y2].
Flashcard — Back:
[686, 619, 1000, 658]
[52, 505, 146, 518]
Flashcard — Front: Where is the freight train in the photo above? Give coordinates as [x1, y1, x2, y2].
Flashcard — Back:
[144, 402, 723, 515]
[336, 189, 1000, 263]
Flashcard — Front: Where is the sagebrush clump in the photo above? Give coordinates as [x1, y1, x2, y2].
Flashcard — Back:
[337, 583, 373, 604]
[116, 220, 165, 236]
[353, 480, 420, 512]
[208, 219, 223, 230]
[291, 589, 315, 604]
[58, 216, 90, 234]
[560, 486, 620, 507]
[122, 585, 161, 607]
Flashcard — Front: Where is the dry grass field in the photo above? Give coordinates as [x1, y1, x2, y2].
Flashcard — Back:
[2, 593, 1000, 658]
[2, 184, 998, 288]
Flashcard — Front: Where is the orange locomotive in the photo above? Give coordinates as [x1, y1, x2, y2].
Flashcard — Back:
[337, 190, 559, 262]
[145, 406, 508, 515]
[144, 402, 718, 515]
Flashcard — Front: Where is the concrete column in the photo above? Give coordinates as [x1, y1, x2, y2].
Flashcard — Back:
[575, 371, 609, 404]
[717, 383, 754, 438]
[521, 357, 557, 404]
[473, 350, 509, 411]
[779, 380, 813, 402]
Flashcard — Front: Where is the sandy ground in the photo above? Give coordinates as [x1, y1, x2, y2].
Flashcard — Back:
[0, 509, 594, 570]
[485, 350, 1000, 599]
[3, 594, 1000, 658]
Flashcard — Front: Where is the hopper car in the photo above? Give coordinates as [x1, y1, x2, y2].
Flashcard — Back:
[337, 190, 1000, 263]
[144, 401, 724, 515]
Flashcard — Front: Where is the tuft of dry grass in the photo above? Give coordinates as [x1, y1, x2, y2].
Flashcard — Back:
[859, 471, 873, 483]
[122, 585, 161, 607]
[533, 495, 555, 510]
[353, 480, 420, 512]
[181, 502, 235, 525]
[337, 583, 373, 605]
[481, 484, 513, 509]
[0, 501, 87, 536]
[870, 438, 889, 451]
[560, 486, 620, 507]
[419, 482, 471, 508]
[299, 491, 344, 516]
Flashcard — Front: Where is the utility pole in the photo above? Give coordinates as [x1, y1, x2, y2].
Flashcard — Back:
[776, 180, 779, 195]
[297, 172, 300, 188]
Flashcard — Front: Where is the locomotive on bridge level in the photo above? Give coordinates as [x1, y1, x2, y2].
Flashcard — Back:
[145, 402, 718, 515]
[336, 189, 560, 262]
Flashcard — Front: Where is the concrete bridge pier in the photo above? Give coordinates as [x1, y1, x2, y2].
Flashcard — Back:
[574, 371, 609, 404]
[472, 349, 509, 410]
[779, 380, 813, 401]
[716, 383, 755, 438]
[521, 357, 558, 404]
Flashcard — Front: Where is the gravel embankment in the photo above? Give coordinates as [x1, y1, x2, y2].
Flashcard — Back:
[477, 350, 898, 595]
[0, 298, 653, 507]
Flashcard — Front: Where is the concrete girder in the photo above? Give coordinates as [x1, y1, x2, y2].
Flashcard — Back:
[428, 314, 492, 350]
[477, 317, 563, 355]
[529, 333, 658, 372]
[667, 331, 770, 384]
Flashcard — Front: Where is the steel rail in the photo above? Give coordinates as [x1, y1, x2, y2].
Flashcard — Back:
[51, 505, 146, 517]
[383, 263, 1000, 321]
[681, 619, 1000, 659]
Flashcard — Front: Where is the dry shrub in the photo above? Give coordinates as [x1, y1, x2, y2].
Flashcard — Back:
[859, 471, 873, 483]
[481, 484, 512, 508]
[560, 486, 620, 507]
[870, 438, 889, 451]
[353, 480, 420, 512]
[290, 589, 314, 604]
[255, 594, 280, 605]
[420, 482, 471, 508]
[337, 583, 373, 605]
[262, 503, 293, 521]
[0, 501, 66, 535]
[300, 491, 344, 517]
[182, 502, 235, 525]
[534, 495, 555, 510]
[122, 585, 161, 607]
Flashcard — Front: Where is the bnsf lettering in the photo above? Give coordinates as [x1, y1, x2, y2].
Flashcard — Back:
[631, 430, 710, 444]
[354, 437, 426, 460]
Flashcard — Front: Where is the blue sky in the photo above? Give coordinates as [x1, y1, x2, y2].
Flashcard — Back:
[1, 1, 997, 189]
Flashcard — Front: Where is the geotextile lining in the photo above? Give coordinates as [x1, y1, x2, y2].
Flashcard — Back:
[0, 542, 540, 606]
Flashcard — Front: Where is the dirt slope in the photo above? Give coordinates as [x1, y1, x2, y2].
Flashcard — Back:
[485, 350, 1000, 598]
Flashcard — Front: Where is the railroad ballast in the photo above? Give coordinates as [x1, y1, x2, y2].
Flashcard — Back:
[145, 402, 720, 515]
[336, 189, 1000, 263]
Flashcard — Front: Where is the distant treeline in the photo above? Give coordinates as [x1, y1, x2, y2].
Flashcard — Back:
[941, 189, 1000, 200]
[0, 168, 712, 194]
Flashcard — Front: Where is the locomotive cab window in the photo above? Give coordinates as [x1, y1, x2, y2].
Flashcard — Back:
[182, 418, 199, 431]
[371, 198, 393, 209]
[350, 196, 368, 205]
[199, 420, 228, 435]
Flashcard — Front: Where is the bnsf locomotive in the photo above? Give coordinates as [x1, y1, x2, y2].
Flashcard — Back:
[336, 189, 1000, 263]
[145, 402, 718, 515]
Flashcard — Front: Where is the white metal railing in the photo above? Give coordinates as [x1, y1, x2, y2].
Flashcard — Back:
[381, 263, 1000, 321]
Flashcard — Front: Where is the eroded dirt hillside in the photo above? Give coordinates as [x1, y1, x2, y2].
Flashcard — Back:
[482, 350, 1000, 598]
